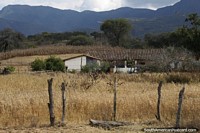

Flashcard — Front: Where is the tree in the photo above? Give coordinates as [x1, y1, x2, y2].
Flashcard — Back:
[0, 28, 25, 52]
[27, 31, 87, 45]
[144, 32, 179, 48]
[175, 13, 200, 60]
[100, 18, 132, 47]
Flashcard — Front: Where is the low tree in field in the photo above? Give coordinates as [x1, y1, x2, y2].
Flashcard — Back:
[100, 18, 132, 47]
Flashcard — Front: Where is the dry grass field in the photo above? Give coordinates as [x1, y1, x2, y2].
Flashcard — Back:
[0, 72, 199, 132]
[0, 52, 199, 132]
[0, 54, 83, 72]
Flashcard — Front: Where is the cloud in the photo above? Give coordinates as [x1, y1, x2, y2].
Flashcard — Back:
[79, 0, 122, 11]
[122, 0, 180, 10]
[0, 0, 181, 11]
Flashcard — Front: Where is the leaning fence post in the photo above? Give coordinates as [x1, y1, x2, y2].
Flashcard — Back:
[61, 82, 66, 125]
[47, 78, 55, 126]
[113, 76, 117, 121]
[176, 86, 185, 128]
[155, 81, 163, 121]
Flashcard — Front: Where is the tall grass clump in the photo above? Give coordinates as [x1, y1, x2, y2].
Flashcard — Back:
[165, 74, 191, 84]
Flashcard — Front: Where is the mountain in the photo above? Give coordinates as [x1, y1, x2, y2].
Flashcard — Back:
[0, 0, 200, 37]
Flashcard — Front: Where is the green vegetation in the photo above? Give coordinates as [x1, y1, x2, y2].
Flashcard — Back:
[45, 56, 65, 72]
[67, 35, 94, 46]
[27, 31, 87, 45]
[0, 28, 25, 52]
[99, 62, 110, 73]
[0, 14, 199, 60]
[1, 66, 15, 74]
[31, 58, 46, 71]
[144, 13, 200, 60]
[165, 74, 191, 84]
[100, 18, 132, 47]
[176, 13, 200, 60]
[81, 63, 100, 73]
[31, 56, 65, 72]
[81, 62, 111, 73]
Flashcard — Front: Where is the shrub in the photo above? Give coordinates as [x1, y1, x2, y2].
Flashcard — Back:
[140, 63, 167, 73]
[82, 62, 110, 73]
[165, 74, 191, 84]
[45, 56, 65, 72]
[81, 63, 100, 73]
[31, 58, 46, 71]
[100, 62, 110, 73]
[31, 56, 65, 72]
[2, 66, 15, 74]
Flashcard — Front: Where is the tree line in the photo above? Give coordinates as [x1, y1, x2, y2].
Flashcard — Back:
[0, 13, 199, 59]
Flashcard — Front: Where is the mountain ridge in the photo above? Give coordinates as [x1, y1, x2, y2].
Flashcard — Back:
[0, 0, 200, 37]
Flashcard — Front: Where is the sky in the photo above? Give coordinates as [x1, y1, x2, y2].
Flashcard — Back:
[0, 0, 181, 11]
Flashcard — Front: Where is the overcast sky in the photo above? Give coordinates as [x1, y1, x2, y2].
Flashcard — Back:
[0, 0, 181, 11]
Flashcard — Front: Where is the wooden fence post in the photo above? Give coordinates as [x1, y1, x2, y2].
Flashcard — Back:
[155, 81, 163, 121]
[176, 86, 185, 128]
[113, 76, 117, 121]
[61, 82, 66, 125]
[47, 78, 55, 126]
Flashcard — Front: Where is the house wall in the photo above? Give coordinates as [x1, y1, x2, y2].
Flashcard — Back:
[64, 56, 86, 71]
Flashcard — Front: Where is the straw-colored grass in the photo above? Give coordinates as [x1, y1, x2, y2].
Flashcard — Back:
[0, 54, 83, 65]
[0, 54, 83, 72]
[0, 45, 124, 60]
[0, 72, 199, 132]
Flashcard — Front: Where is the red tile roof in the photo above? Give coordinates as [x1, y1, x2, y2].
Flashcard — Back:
[88, 49, 165, 61]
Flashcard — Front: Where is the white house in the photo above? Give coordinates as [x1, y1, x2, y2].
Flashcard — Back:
[63, 54, 101, 71]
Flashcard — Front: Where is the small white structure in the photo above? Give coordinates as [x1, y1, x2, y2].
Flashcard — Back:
[113, 60, 138, 73]
[63, 54, 101, 71]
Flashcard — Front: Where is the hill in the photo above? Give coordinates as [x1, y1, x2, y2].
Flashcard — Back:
[0, 0, 200, 37]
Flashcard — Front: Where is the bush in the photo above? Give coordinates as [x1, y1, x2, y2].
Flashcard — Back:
[67, 35, 93, 46]
[81, 63, 100, 73]
[45, 56, 65, 72]
[31, 56, 65, 72]
[100, 62, 110, 73]
[31, 58, 46, 71]
[2, 66, 15, 74]
[140, 62, 169, 73]
[165, 74, 191, 84]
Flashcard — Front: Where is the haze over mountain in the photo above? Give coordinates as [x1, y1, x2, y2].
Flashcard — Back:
[0, 0, 199, 37]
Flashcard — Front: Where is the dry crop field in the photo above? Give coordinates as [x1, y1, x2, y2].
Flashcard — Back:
[0, 72, 199, 133]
